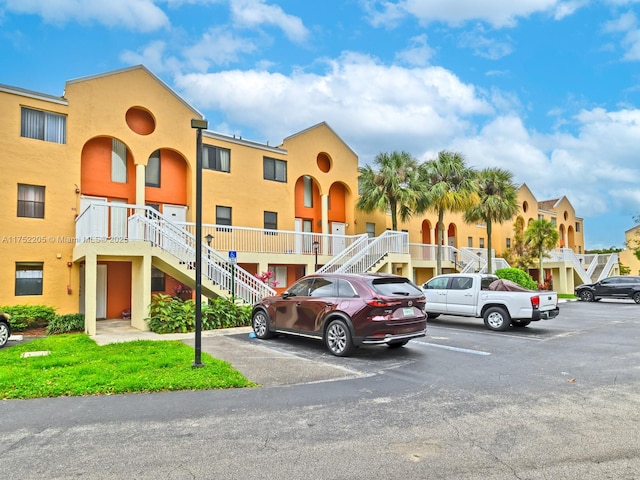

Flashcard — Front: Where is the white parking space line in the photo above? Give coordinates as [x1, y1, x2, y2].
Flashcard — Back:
[414, 341, 491, 356]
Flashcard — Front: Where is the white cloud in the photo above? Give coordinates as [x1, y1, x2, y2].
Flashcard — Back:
[1, 0, 169, 31]
[395, 34, 434, 66]
[183, 27, 258, 70]
[365, 0, 578, 29]
[174, 52, 493, 157]
[230, 0, 310, 43]
[458, 27, 514, 59]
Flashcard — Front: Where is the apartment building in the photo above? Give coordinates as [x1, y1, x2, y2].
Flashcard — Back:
[0, 65, 591, 334]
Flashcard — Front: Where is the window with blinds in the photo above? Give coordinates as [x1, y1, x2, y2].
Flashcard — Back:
[17, 184, 45, 218]
[20, 107, 66, 144]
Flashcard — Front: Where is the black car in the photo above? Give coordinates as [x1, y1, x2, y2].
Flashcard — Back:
[0, 313, 11, 348]
[575, 276, 640, 303]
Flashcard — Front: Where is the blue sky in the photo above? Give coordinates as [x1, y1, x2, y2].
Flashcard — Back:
[2, 0, 640, 250]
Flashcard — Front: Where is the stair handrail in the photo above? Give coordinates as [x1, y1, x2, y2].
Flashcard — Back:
[316, 233, 370, 273]
[124, 205, 276, 304]
[597, 253, 619, 281]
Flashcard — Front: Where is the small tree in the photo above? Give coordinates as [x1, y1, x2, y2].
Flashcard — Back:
[525, 219, 560, 281]
[504, 217, 536, 270]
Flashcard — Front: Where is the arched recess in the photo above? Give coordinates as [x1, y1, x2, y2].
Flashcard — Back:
[447, 223, 457, 247]
[421, 219, 432, 244]
[144, 147, 189, 208]
[567, 225, 575, 249]
[328, 182, 350, 224]
[81, 136, 136, 202]
[559, 224, 566, 248]
[514, 216, 525, 233]
[294, 175, 322, 232]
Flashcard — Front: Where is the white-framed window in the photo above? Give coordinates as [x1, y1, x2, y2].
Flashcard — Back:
[146, 150, 161, 187]
[366, 222, 375, 238]
[15, 262, 43, 296]
[303, 176, 313, 207]
[269, 265, 287, 288]
[479, 238, 485, 249]
[17, 184, 45, 218]
[263, 157, 287, 182]
[204, 145, 230, 172]
[111, 139, 128, 183]
[20, 107, 66, 144]
[151, 267, 165, 292]
[506, 238, 511, 249]
[575, 222, 581, 232]
[467, 236, 473, 247]
[216, 205, 232, 226]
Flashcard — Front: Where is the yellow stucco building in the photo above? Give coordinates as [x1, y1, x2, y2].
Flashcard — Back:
[0, 65, 603, 334]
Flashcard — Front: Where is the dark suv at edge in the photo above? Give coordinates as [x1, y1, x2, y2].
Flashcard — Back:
[251, 272, 427, 356]
[575, 276, 640, 303]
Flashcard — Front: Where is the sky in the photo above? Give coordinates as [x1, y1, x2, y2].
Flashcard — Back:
[1, 0, 640, 250]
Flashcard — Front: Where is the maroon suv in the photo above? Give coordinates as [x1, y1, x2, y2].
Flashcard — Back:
[251, 273, 427, 356]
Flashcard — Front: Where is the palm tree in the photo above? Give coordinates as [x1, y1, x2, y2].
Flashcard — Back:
[418, 151, 479, 275]
[463, 168, 519, 274]
[356, 151, 425, 231]
[525, 219, 560, 284]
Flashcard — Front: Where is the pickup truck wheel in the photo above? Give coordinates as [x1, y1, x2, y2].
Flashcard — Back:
[0, 321, 9, 348]
[512, 320, 531, 328]
[633, 292, 640, 304]
[483, 307, 511, 331]
[427, 313, 440, 319]
[579, 290, 594, 302]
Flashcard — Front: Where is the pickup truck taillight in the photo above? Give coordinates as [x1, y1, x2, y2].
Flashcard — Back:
[530, 295, 540, 309]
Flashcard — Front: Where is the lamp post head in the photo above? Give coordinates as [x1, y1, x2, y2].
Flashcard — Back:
[312, 241, 319, 251]
[191, 118, 208, 130]
[205, 233, 214, 246]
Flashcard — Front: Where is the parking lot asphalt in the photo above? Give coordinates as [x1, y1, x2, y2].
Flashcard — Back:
[84, 319, 363, 387]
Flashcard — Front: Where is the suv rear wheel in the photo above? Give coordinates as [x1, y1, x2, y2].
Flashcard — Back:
[325, 319, 355, 357]
[579, 290, 594, 302]
[633, 292, 640, 304]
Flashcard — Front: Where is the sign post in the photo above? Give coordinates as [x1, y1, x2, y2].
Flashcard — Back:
[229, 251, 237, 300]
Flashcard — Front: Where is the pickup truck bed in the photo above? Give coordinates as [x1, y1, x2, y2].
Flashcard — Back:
[422, 274, 559, 331]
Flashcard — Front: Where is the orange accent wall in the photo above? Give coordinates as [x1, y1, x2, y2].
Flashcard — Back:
[328, 183, 346, 223]
[145, 149, 188, 206]
[105, 261, 131, 319]
[125, 107, 155, 135]
[81, 137, 136, 202]
[294, 177, 321, 232]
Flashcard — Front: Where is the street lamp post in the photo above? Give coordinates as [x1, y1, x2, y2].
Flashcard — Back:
[191, 118, 208, 368]
[453, 251, 458, 273]
[312, 240, 319, 272]
[205, 233, 213, 278]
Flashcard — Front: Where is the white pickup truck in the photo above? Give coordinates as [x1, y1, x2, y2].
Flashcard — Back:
[421, 274, 559, 331]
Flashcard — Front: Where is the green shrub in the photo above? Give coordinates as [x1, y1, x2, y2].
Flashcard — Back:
[47, 314, 85, 334]
[202, 298, 252, 329]
[146, 294, 251, 334]
[0, 305, 57, 331]
[494, 268, 538, 290]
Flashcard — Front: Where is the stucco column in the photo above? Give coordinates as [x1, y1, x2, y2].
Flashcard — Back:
[84, 252, 97, 336]
[321, 194, 329, 253]
[135, 163, 146, 206]
[430, 227, 435, 245]
[131, 253, 152, 331]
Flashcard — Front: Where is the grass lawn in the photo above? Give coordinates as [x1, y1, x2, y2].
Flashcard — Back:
[0, 334, 255, 399]
[558, 293, 577, 299]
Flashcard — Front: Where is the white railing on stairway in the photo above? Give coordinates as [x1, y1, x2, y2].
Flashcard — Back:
[548, 248, 591, 285]
[597, 253, 618, 281]
[318, 230, 408, 274]
[75, 203, 275, 304]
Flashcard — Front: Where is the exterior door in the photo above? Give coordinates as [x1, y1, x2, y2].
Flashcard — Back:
[331, 222, 346, 255]
[445, 276, 476, 315]
[161, 204, 188, 252]
[80, 196, 108, 239]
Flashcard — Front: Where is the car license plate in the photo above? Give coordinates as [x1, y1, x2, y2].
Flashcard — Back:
[403, 307, 414, 316]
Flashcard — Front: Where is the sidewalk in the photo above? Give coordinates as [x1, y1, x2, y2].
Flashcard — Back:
[91, 319, 363, 387]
